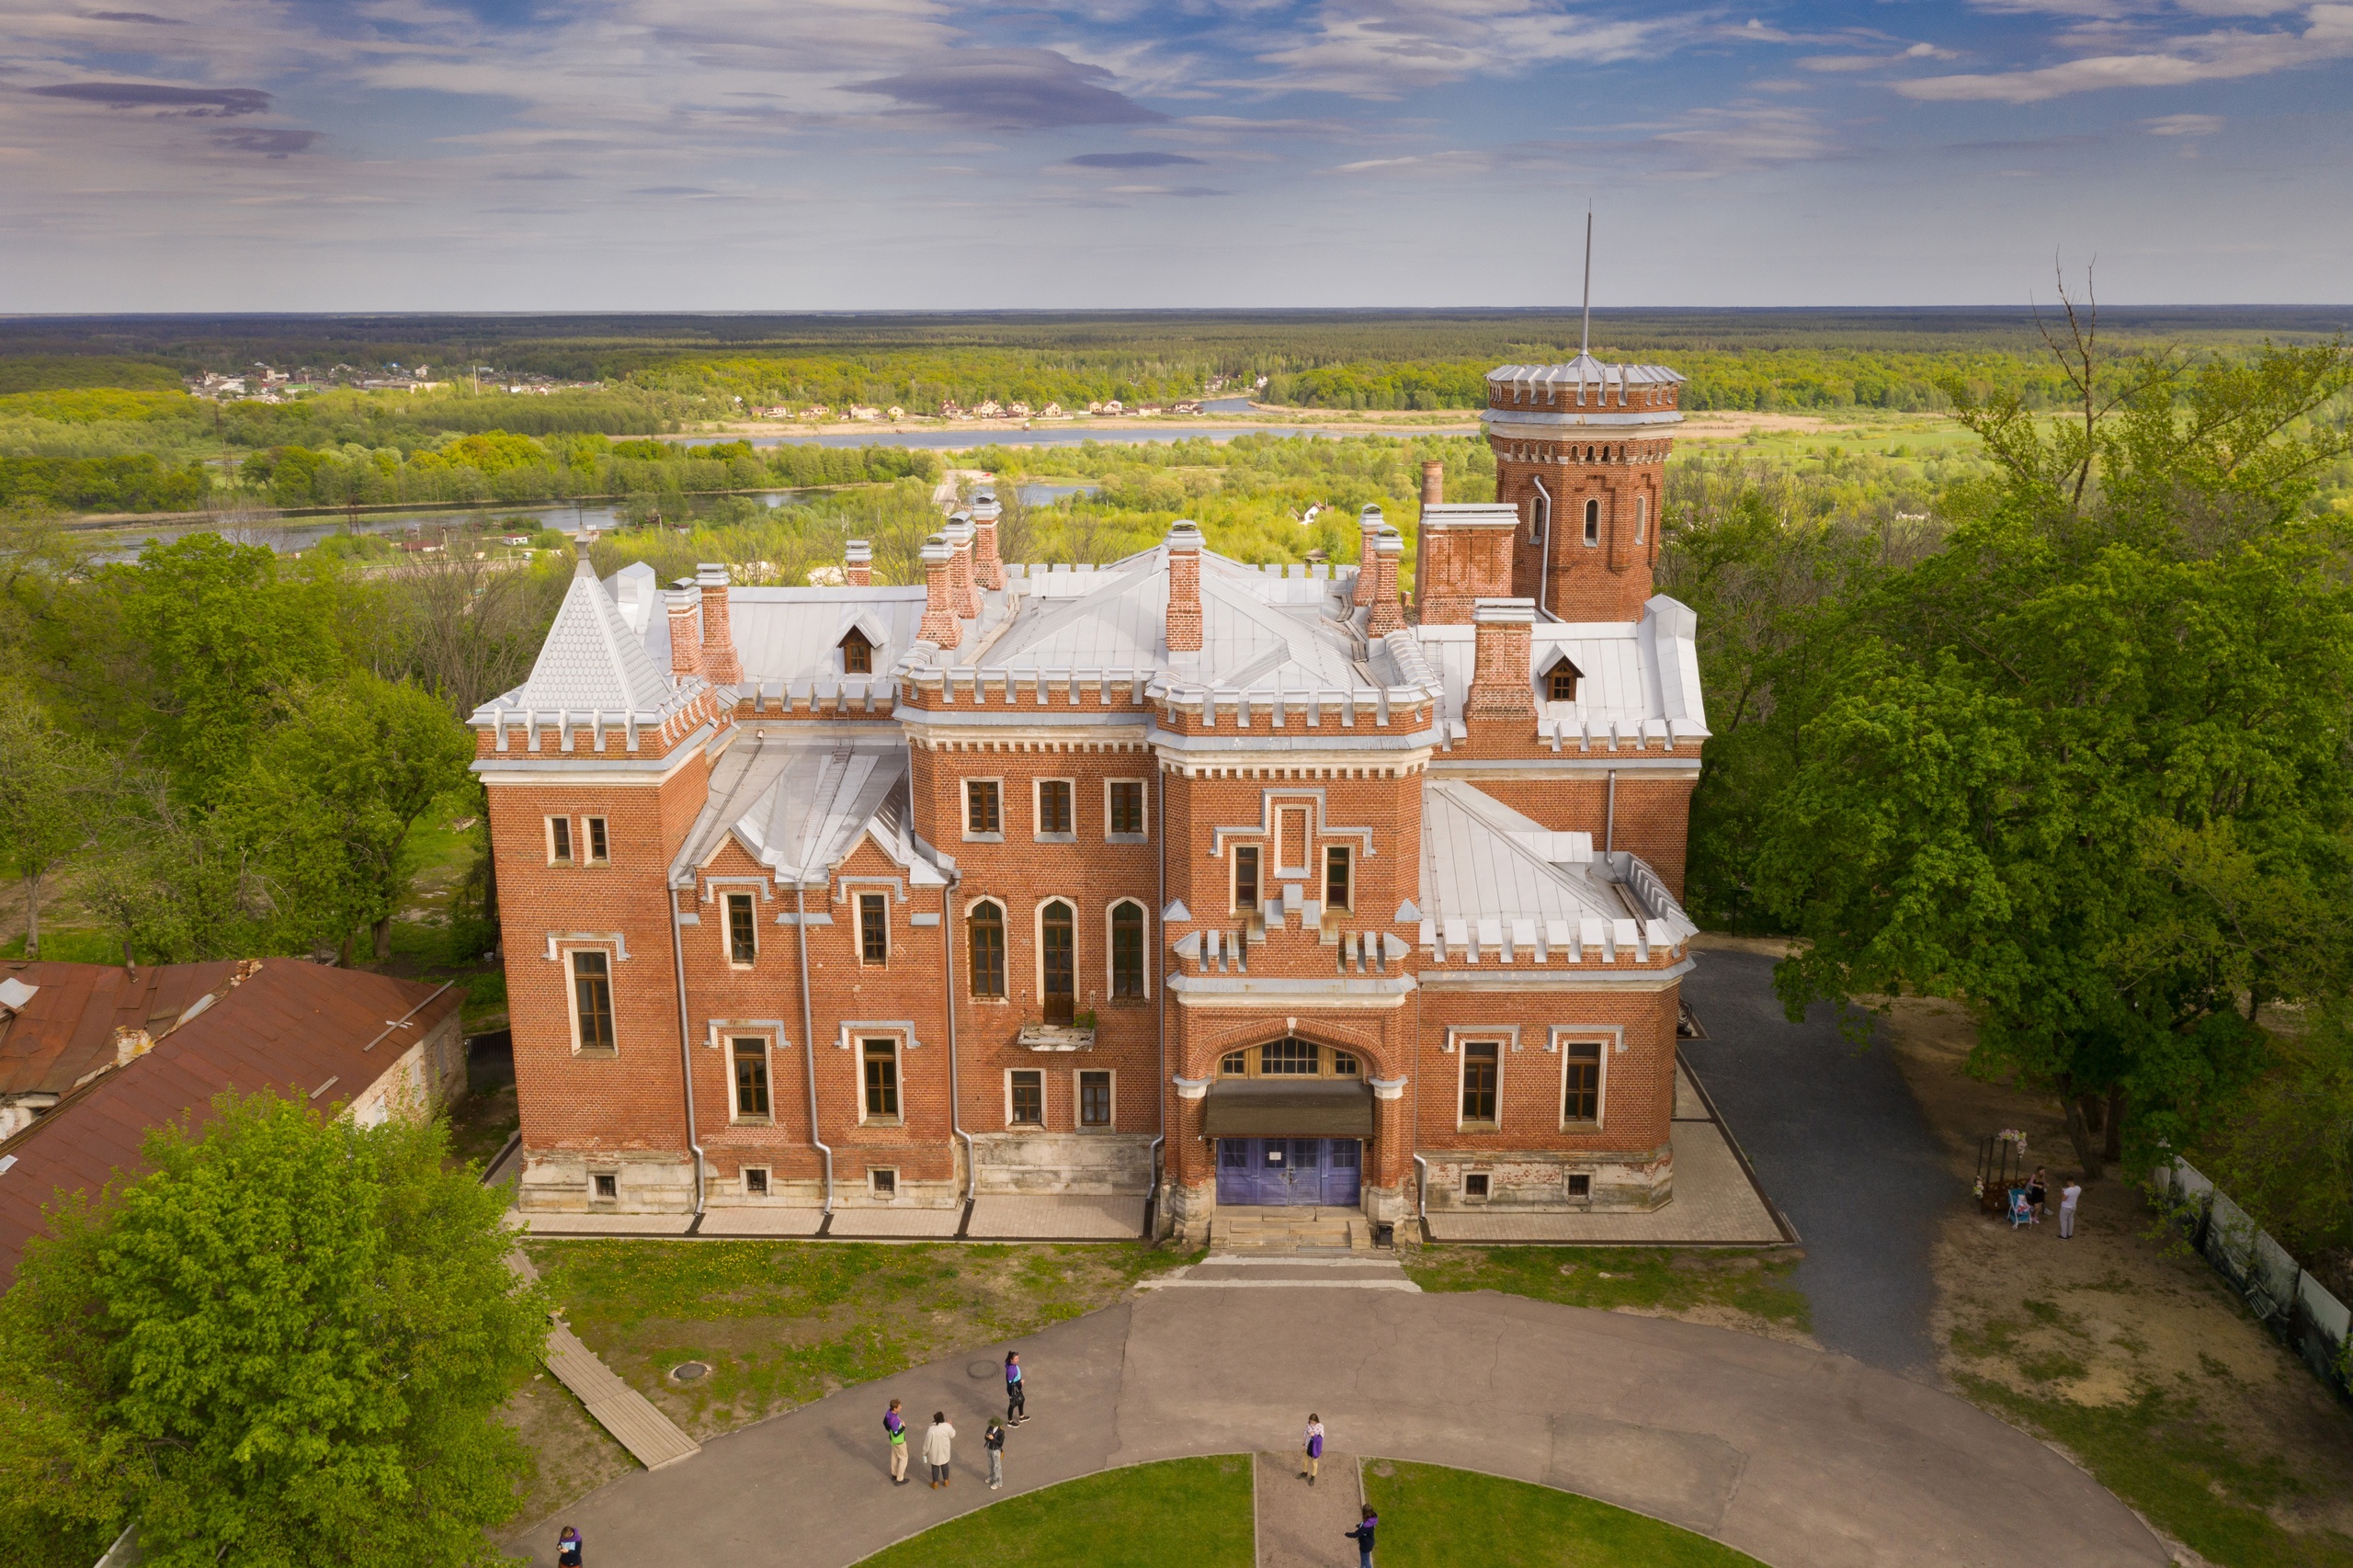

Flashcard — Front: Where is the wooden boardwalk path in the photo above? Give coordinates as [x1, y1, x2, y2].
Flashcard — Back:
[508, 1244, 701, 1471]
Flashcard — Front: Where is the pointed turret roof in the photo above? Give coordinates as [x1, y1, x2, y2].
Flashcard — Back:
[468, 545, 704, 729]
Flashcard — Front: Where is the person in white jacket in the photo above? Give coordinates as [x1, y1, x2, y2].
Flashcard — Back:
[923, 1412, 956, 1489]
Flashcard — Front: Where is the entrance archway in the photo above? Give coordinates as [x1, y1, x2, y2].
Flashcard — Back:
[1204, 1036, 1372, 1207]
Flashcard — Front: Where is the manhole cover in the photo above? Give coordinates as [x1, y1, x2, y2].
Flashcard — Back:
[670, 1361, 710, 1382]
[969, 1360, 1000, 1380]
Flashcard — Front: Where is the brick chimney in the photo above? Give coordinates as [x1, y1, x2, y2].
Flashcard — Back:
[945, 514, 981, 619]
[695, 563, 741, 685]
[1421, 460, 1443, 506]
[1464, 597, 1538, 724]
[665, 584, 703, 679]
[1165, 520, 1203, 655]
[1354, 504, 1384, 608]
[844, 540, 872, 588]
[1367, 528, 1406, 640]
[918, 534, 961, 649]
[972, 508, 1005, 592]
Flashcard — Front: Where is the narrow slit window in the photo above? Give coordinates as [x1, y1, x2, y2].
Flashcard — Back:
[585, 816, 608, 865]
[859, 892, 888, 964]
[727, 892, 756, 965]
[1635, 494, 1648, 545]
[549, 816, 573, 865]
[1040, 901, 1074, 1023]
[862, 1038, 899, 1119]
[1233, 846, 1260, 911]
[733, 1037, 769, 1118]
[1583, 498, 1600, 546]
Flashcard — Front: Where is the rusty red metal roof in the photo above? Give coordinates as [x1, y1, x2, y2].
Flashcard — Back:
[0, 960, 239, 1098]
[0, 960, 463, 1290]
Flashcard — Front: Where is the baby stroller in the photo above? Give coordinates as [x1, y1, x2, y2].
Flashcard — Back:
[2006, 1187, 2037, 1228]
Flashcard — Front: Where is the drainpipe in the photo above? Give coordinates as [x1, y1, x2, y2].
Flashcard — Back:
[1605, 769, 1617, 853]
[1413, 1153, 1430, 1220]
[944, 868, 976, 1201]
[795, 882, 835, 1215]
[669, 881, 706, 1216]
[1150, 767, 1166, 1234]
[1529, 473, 1553, 617]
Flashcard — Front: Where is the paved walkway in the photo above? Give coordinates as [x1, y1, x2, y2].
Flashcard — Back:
[506, 1284, 2167, 1568]
[1681, 945, 1950, 1373]
[1255, 1449, 1360, 1567]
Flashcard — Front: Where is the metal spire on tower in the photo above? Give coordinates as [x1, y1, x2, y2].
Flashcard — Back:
[1579, 204, 1593, 359]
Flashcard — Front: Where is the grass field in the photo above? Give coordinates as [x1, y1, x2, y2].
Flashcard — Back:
[1360, 1460, 1764, 1567]
[1404, 1246, 1812, 1337]
[856, 1457, 1254, 1568]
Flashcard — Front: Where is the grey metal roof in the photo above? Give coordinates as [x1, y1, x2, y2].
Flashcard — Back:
[479, 557, 688, 724]
[1488, 354, 1686, 391]
[1415, 595, 1708, 744]
[1418, 780, 1696, 947]
[671, 730, 944, 887]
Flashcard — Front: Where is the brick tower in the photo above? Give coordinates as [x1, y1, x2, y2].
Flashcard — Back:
[1484, 358, 1685, 624]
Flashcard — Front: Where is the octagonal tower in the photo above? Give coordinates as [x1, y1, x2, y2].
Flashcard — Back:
[1483, 356, 1686, 624]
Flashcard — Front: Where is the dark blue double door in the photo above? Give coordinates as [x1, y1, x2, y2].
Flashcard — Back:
[1216, 1139, 1361, 1206]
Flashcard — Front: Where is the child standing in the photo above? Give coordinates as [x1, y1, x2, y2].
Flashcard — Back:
[985, 1417, 1006, 1489]
[1302, 1414, 1324, 1485]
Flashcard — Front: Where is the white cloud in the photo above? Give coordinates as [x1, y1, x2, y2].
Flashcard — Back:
[1898, 3, 2353, 99]
[1233, 0, 1661, 97]
[2143, 110, 2226, 130]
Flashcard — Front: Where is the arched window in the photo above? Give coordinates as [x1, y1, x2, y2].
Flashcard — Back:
[968, 902, 1006, 998]
[1040, 900, 1074, 1023]
[1583, 498, 1600, 546]
[1635, 495, 1648, 545]
[1109, 901, 1145, 998]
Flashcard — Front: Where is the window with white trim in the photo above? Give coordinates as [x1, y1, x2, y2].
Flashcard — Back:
[743, 1165, 770, 1197]
[1076, 1069, 1113, 1130]
[732, 1037, 771, 1120]
[859, 892, 888, 964]
[1107, 778, 1146, 839]
[1583, 498, 1600, 546]
[548, 816, 574, 865]
[725, 892, 756, 966]
[1232, 846, 1261, 913]
[1007, 1068, 1044, 1127]
[870, 1167, 898, 1198]
[1460, 1040, 1500, 1127]
[1035, 778, 1074, 839]
[1323, 846, 1352, 913]
[968, 900, 1006, 997]
[1562, 1040, 1603, 1125]
[861, 1036, 901, 1121]
[585, 815, 609, 865]
[568, 949, 616, 1054]
[1109, 901, 1146, 998]
[964, 778, 1003, 839]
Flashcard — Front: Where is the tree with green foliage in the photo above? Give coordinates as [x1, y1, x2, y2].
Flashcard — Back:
[0, 693, 118, 957]
[78, 778, 274, 965]
[112, 535, 349, 795]
[226, 673, 476, 963]
[1747, 321, 2353, 1176]
[0, 1092, 544, 1568]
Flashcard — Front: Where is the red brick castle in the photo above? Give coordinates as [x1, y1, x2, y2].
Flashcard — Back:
[472, 353, 1703, 1241]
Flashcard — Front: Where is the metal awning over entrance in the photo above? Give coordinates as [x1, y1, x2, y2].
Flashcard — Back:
[1201, 1079, 1375, 1138]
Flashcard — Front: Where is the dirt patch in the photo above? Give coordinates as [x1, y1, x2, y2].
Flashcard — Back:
[1879, 996, 2353, 1548]
[499, 1369, 637, 1531]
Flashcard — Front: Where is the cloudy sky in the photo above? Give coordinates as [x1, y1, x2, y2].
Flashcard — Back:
[5, 0, 2349, 310]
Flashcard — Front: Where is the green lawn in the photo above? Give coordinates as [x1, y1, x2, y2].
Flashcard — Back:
[1362, 1460, 1765, 1567]
[856, 1457, 1253, 1568]
[525, 1239, 1195, 1442]
[1404, 1246, 1811, 1333]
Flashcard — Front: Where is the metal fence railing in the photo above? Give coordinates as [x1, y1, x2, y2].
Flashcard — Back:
[2154, 1158, 2352, 1406]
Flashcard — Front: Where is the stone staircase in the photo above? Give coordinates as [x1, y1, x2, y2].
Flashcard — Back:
[1208, 1207, 1376, 1254]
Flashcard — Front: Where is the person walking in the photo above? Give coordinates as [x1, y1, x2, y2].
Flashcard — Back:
[2059, 1177, 2083, 1239]
[556, 1525, 584, 1566]
[1344, 1507, 1378, 1568]
[1302, 1414, 1324, 1485]
[985, 1417, 1006, 1489]
[883, 1398, 909, 1485]
[1005, 1350, 1027, 1425]
[923, 1411, 956, 1489]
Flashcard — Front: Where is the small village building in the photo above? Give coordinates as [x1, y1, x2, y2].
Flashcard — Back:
[0, 960, 468, 1286]
[468, 355, 1700, 1240]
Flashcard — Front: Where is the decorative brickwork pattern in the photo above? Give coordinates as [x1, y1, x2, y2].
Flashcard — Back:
[1463, 599, 1536, 725]
[695, 564, 742, 686]
[1366, 530, 1407, 639]
[1165, 523, 1203, 653]
[665, 586, 701, 679]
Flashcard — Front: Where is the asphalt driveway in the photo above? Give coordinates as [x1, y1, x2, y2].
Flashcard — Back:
[1679, 943, 1952, 1376]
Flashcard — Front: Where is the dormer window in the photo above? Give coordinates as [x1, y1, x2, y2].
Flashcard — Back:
[1543, 654, 1584, 703]
[840, 629, 873, 675]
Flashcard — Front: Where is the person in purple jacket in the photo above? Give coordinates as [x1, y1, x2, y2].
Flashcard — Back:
[883, 1397, 909, 1484]
[1345, 1507, 1378, 1567]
